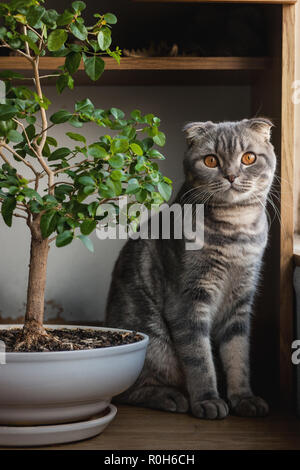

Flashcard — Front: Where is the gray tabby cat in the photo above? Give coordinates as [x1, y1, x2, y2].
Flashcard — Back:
[105, 118, 275, 419]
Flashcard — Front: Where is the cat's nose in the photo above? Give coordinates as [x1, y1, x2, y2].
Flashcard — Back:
[224, 174, 237, 183]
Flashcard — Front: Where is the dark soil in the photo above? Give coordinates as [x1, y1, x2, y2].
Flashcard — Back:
[0, 328, 143, 352]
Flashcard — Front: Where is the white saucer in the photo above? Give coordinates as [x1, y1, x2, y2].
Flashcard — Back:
[0, 404, 117, 447]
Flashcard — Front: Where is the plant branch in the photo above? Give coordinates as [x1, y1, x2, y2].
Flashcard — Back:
[49, 181, 75, 191]
[0, 147, 12, 166]
[26, 25, 43, 42]
[53, 161, 93, 175]
[48, 235, 57, 244]
[0, 142, 38, 176]
[31, 58, 54, 194]
[23, 26, 31, 58]
[0, 39, 33, 63]
[16, 204, 28, 213]
[12, 118, 40, 159]
[13, 212, 28, 220]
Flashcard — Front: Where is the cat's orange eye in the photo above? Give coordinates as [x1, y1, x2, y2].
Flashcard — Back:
[204, 155, 219, 168]
[241, 152, 256, 166]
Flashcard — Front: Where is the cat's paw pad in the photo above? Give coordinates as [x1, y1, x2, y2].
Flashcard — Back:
[230, 396, 269, 417]
[191, 398, 229, 420]
[161, 390, 189, 413]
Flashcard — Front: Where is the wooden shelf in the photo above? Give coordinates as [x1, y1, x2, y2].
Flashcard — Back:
[0, 56, 271, 86]
[9, 406, 300, 450]
[0, 56, 270, 72]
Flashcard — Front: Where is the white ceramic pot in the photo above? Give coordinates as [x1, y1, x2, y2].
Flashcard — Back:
[0, 325, 148, 426]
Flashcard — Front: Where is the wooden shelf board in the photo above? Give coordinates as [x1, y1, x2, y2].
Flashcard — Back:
[0, 56, 271, 72]
[7, 406, 300, 450]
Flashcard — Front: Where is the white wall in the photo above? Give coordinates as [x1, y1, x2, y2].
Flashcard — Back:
[0, 85, 251, 323]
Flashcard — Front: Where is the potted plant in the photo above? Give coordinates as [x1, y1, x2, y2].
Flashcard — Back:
[0, 0, 172, 446]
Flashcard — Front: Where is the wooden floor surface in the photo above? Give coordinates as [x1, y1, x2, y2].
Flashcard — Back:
[12, 405, 300, 451]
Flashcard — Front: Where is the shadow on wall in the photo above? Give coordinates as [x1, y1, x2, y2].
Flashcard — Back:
[0, 85, 251, 323]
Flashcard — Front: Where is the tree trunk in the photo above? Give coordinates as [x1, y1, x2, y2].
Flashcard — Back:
[23, 217, 49, 339]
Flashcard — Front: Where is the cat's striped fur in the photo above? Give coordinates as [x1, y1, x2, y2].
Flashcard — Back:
[105, 118, 276, 419]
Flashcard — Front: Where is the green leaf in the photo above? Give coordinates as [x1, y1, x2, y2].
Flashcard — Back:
[22, 188, 43, 204]
[126, 178, 139, 194]
[158, 181, 172, 201]
[0, 105, 18, 121]
[78, 175, 95, 186]
[83, 54, 105, 81]
[1, 196, 16, 227]
[131, 109, 142, 122]
[69, 117, 83, 128]
[104, 13, 117, 24]
[66, 131, 86, 143]
[98, 181, 115, 199]
[108, 153, 125, 169]
[52, 46, 69, 57]
[130, 143, 143, 156]
[19, 34, 40, 55]
[80, 219, 97, 236]
[40, 211, 57, 238]
[8, 186, 19, 195]
[88, 144, 107, 159]
[111, 138, 129, 154]
[148, 149, 165, 159]
[72, 1, 86, 12]
[110, 170, 123, 181]
[136, 188, 147, 203]
[70, 21, 87, 41]
[48, 30, 68, 52]
[57, 10, 74, 26]
[7, 129, 23, 143]
[0, 70, 25, 80]
[27, 5, 45, 27]
[135, 156, 147, 172]
[55, 184, 73, 195]
[153, 131, 166, 147]
[26, 116, 36, 125]
[46, 136, 58, 147]
[78, 234, 94, 252]
[56, 74, 69, 94]
[50, 110, 73, 124]
[48, 147, 71, 161]
[0, 27, 7, 40]
[56, 230, 73, 247]
[97, 27, 112, 51]
[150, 171, 160, 183]
[43, 9, 59, 28]
[65, 51, 81, 74]
[110, 108, 124, 120]
[24, 124, 35, 141]
[75, 98, 94, 113]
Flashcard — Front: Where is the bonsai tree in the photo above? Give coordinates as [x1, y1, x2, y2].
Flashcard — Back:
[0, 0, 172, 349]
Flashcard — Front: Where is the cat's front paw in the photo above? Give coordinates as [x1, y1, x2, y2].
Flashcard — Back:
[191, 398, 229, 420]
[230, 395, 269, 417]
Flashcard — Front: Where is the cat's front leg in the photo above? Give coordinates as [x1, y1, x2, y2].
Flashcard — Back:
[170, 306, 229, 420]
[218, 311, 269, 417]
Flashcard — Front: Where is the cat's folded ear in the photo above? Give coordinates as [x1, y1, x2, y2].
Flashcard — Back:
[183, 121, 214, 146]
[244, 117, 274, 142]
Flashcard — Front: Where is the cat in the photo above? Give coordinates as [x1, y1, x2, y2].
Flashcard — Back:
[105, 118, 276, 419]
